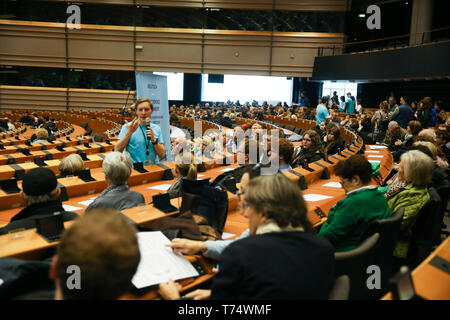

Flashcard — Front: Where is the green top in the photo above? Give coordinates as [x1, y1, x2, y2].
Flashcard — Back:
[388, 184, 430, 258]
[319, 187, 391, 252]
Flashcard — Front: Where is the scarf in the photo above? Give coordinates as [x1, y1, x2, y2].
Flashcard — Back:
[256, 219, 304, 235]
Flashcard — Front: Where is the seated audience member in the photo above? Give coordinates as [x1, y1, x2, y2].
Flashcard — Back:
[19, 112, 33, 125]
[86, 152, 145, 211]
[386, 150, 433, 260]
[269, 138, 294, 172]
[57, 154, 84, 178]
[166, 154, 197, 199]
[302, 107, 315, 121]
[318, 155, 390, 252]
[0, 168, 78, 235]
[435, 129, 450, 160]
[168, 166, 259, 260]
[392, 120, 422, 162]
[324, 124, 345, 156]
[412, 142, 448, 186]
[7, 119, 15, 131]
[161, 174, 335, 300]
[383, 121, 407, 149]
[33, 128, 49, 143]
[292, 130, 324, 168]
[50, 208, 140, 300]
[414, 134, 449, 171]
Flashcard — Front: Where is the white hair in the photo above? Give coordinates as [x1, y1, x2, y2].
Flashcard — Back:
[388, 121, 399, 129]
[102, 151, 133, 185]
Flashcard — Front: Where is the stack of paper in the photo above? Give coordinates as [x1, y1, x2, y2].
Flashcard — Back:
[132, 232, 199, 289]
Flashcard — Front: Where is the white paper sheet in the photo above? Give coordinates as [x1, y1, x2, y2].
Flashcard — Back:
[321, 182, 342, 188]
[369, 145, 387, 150]
[219, 168, 235, 172]
[78, 199, 95, 206]
[131, 232, 199, 289]
[147, 184, 172, 191]
[368, 160, 381, 164]
[221, 232, 235, 240]
[365, 151, 380, 153]
[303, 194, 333, 202]
[368, 155, 384, 158]
[62, 205, 83, 211]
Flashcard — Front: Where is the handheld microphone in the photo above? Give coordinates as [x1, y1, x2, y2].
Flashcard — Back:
[145, 117, 151, 141]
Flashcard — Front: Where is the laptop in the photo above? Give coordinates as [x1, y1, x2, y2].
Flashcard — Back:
[152, 193, 178, 214]
[36, 212, 65, 243]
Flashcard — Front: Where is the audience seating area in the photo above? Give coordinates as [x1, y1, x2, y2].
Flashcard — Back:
[0, 106, 448, 300]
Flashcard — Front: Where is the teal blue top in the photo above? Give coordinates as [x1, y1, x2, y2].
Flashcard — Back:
[118, 123, 163, 164]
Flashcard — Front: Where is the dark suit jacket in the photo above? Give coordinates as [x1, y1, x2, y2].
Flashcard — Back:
[0, 200, 79, 235]
[210, 231, 335, 300]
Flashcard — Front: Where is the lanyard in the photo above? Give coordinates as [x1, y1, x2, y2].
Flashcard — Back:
[139, 125, 150, 156]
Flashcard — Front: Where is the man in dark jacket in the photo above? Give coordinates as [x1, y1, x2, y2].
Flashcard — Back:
[391, 96, 413, 129]
[0, 168, 78, 235]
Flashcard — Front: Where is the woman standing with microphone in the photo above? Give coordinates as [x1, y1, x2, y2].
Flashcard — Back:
[115, 98, 166, 164]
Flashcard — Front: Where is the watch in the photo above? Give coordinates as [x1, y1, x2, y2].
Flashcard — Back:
[152, 140, 158, 145]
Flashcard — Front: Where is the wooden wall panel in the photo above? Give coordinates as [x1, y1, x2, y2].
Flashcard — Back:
[0, 85, 136, 112]
[0, 22, 66, 68]
[0, 20, 344, 77]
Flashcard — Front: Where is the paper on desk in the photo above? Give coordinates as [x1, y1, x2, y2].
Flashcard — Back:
[221, 232, 235, 240]
[219, 168, 234, 172]
[197, 174, 205, 178]
[369, 145, 387, 150]
[365, 151, 380, 153]
[303, 194, 333, 202]
[368, 155, 384, 158]
[147, 184, 172, 191]
[368, 160, 381, 164]
[131, 231, 199, 289]
[322, 182, 342, 188]
[62, 205, 83, 211]
[78, 199, 95, 206]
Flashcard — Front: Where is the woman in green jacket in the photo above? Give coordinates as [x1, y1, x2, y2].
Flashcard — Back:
[319, 155, 391, 252]
[387, 150, 433, 259]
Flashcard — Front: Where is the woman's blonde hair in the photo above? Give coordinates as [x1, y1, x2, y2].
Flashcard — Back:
[400, 150, 433, 188]
[175, 154, 197, 180]
[379, 100, 389, 113]
[35, 128, 49, 140]
[59, 154, 84, 175]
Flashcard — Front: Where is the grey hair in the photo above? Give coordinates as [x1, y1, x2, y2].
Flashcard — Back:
[388, 121, 399, 129]
[59, 154, 84, 175]
[400, 150, 433, 188]
[102, 151, 133, 185]
[23, 187, 59, 205]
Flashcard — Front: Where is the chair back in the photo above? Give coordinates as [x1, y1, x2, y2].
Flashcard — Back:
[406, 187, 441, 268]
[328, 275, 350, 300]
[362, 208, 405, 299]
[181, 179, 229, 234]
[334, 233, 380, 300]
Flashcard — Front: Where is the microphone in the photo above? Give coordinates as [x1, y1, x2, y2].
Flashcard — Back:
[145, 117, 151, 141]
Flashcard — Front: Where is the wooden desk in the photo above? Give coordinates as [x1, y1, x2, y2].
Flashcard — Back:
[382, 236, 450, 300]
[0, 201, 180, 260]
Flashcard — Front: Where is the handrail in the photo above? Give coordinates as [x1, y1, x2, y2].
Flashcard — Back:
[317, 26, 450, 56]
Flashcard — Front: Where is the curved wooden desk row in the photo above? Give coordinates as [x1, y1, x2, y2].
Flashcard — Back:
[0, 124, 80, 146]
[0, 138, 113, 166]
[382, 236, 450, 300]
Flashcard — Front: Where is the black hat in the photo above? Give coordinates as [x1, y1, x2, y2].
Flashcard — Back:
[22, 168, 58, 196]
